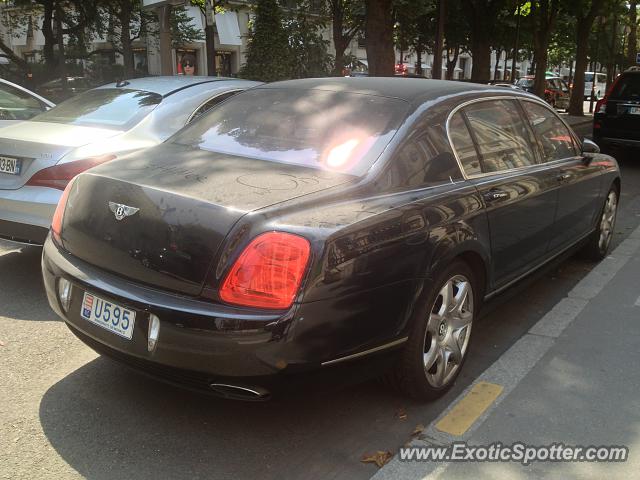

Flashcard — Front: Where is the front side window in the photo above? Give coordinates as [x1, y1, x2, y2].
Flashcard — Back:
[521, 101, 577, 161]
[0, 82, 45, 120]
[171, 88, 410, 176]
[31, 88, 162, 130]
[463, 99, 537, 173]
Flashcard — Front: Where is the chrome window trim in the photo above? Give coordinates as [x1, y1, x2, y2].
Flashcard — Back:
[446, 95, 579, 180]
[186, 89, 243, 124]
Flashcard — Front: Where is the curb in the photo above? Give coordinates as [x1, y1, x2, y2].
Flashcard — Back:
[372, 224, 640, 480]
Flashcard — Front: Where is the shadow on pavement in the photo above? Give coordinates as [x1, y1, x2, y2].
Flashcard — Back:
[0, 244, 57, 322]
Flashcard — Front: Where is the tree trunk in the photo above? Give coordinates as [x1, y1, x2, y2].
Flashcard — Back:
[54, 2, 67, 92]
[204, 1, 216, 76]
[503, 52, 508, 80]
[446, 45, 460, 80]
[416, 48, 422, 76]
[41, 0, 56, 73]
[568, 0, 605, 115]
[470, 38, 491, 82]
[493, 49, 501, 80]
[531, 0, 559, 98]
[119, 1, 134, 78]
[568, 25, 589, 115]
[432, 0, 445, 80]
[365, 0, 394, 76]
[468, 1, 498, 83]
[627, 1, 637, 68]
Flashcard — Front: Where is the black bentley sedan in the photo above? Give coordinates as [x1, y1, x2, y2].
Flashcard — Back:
[42, 78, 620, 401]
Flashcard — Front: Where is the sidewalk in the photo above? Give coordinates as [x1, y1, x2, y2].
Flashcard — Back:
[374, 225, 640, 479]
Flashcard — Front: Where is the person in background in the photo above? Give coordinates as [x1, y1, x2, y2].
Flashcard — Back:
[180, 54, 196, 76]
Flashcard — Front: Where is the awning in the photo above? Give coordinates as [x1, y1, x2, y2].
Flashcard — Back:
[215, 11, 242, 46]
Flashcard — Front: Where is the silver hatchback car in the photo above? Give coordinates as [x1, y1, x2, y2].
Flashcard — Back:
[0, 76, 260, 245]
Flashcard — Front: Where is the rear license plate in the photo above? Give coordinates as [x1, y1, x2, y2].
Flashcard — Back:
[630, 107, 640, 115]
[80, 292, 136, 340]
[0, 156, 20, 175]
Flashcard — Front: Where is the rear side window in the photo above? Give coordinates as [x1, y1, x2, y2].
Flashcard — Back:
[463, 99, 537, 173]
[610, 74, 640, 100]
[0, 82, 45, 120]
[521, 101, 577, 161]
[188, 91, 239, 123]
[449, 112, 481, 176]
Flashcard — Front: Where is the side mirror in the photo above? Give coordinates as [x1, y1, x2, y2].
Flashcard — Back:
[582, 138, 600, 154]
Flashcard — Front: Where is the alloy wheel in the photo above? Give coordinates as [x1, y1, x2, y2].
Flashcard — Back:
[422, 275, 473, 388]
[598, 191, 617, 252]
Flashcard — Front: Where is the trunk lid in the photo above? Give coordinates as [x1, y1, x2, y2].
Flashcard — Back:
[60, 144, 352, 296]
[0, 122, 121, 189]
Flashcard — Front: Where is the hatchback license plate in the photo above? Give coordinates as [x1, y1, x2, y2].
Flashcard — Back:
[0, 156, 20, 175]
[80, 292, 136, 340]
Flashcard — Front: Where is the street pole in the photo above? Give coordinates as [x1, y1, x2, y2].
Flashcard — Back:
[511, 2, 521, 82]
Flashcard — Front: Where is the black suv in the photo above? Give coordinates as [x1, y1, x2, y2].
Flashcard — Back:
[593, 68, 640, 151]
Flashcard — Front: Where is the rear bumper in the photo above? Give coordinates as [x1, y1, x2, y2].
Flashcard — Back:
[41, 237, 410, 396]
[0, 186, 60, 244]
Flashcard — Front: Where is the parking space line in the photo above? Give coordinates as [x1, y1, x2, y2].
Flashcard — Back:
[435, 382, 504, 436]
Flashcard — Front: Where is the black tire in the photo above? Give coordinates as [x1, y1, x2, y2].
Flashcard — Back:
[581, 185, 619, 261]
[382, 260, 477, 401]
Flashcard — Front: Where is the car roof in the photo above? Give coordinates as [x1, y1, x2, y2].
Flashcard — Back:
[259, 77, 503, 105]
[95, 76, 240, 97]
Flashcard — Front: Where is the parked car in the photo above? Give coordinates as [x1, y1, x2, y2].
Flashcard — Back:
[36, 76, 94, 103]
[593, 67, 640, 152]
[0, 76, 260, 245]
[584, 71, 608, 100]
[42, 78, 620, 401]
[515, 75, 570, 110]
[0, 78, 54, 123]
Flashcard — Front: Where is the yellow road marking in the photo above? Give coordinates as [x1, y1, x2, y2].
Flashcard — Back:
[435, 381, 504, 436]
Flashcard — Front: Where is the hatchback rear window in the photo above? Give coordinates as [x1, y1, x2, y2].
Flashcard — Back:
[31, 88, 162, 129]
[609, 74, 640, 100]
[170, 88, 409, 176]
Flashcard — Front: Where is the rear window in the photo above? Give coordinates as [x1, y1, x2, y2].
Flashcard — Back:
[171, 88, 410, 176]
[609, 74, 640, 100]
[31, 88, 162, 130]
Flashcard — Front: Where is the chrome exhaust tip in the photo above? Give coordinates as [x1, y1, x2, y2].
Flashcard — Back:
[209, 383, 271, 401]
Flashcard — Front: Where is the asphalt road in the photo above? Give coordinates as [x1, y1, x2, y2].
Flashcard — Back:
[2, 123, 639, 480]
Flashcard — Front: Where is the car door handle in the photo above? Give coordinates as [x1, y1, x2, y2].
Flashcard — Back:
[556, 172, 573, 182]
[483, 189, 509, 202]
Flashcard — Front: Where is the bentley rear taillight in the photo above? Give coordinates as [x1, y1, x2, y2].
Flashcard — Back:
[26, 155, 115, 190]
[220, 232, 311, 310]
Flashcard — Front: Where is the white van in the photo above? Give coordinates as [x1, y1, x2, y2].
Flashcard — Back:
[584, 72, 607, 99]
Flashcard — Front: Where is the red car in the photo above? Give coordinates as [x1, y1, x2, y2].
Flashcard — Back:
[516, 75, 570, 111]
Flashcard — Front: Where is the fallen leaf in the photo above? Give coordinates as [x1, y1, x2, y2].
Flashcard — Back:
[397, 408, 407, 421]
[361, 451, 393, 468]
[412, 424, 425, 436]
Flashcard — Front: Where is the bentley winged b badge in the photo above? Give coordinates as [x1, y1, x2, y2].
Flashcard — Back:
[108, 201, 140, 221]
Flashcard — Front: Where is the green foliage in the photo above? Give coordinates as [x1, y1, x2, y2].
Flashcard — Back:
[240, 0, 330, 82]
[239, 0, 291, 81]
[285, 0, 332, 78]
[170, 5, 205, 47]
